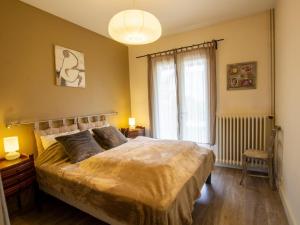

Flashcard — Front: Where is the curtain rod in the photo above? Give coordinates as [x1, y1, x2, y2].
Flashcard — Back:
[136, 39, 224, 59]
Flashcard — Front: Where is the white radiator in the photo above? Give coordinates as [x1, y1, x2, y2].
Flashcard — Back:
[215, 115, 273, 167]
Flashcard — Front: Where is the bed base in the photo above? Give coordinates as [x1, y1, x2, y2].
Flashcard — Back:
[39, 185, 124, 225]
[38, 172, 213, 225]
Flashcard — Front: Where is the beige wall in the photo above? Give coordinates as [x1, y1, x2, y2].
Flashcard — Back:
[129, 12, 271, 132]
[275, 0, 300, 224]
[0, 0, 130, 156]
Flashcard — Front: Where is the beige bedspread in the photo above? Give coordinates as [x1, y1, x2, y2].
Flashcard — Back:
[36, 137, 215, 225]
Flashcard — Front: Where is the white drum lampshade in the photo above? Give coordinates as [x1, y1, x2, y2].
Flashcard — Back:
[128, 117, 136, 129]
[108, 9, 162, 45]
[3, 136, 20, 160]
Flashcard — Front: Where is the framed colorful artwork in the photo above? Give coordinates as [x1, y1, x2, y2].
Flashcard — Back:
[227, 61, 257, 90]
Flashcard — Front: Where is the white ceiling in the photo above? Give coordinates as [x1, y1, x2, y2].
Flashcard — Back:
[20, 0, 275, 40]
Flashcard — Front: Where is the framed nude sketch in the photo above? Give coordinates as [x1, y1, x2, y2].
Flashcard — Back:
[227, 61, 257, 90]
[55, 45, 86, 88]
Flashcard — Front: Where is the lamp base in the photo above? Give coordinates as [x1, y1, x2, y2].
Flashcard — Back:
[129, 125, 136, 130]
[5, 152, 21, 161]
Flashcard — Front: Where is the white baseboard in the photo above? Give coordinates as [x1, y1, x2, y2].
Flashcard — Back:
[278, 185, 298, 225]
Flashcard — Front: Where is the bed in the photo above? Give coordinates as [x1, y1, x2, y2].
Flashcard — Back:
[33, 116, 215, 225]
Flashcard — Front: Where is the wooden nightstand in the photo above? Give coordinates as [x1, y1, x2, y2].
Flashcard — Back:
[120, 126, 146, 138]
[0, 154, 37, 209]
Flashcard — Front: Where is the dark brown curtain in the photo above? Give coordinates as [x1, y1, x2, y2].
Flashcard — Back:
[207, 45, 217, 145]
[147, 55, 154, 138]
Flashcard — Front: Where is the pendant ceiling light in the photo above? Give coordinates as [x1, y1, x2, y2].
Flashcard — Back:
[108, 9, 162, 45]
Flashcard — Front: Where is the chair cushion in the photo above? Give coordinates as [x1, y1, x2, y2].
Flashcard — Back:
[244, 149, 269, 159]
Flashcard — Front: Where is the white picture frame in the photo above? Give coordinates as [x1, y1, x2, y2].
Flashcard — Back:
[55, 45, 86, 88]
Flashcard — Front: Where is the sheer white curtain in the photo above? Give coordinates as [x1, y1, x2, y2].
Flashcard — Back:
[148, 45, 216, 144]
[148, 54, 178, 139]
[177, 49, 210, 143]
[0, 175, 10, 225]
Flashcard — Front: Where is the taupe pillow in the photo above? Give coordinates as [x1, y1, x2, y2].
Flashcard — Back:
[55, 130, 103, 163]
[34, 124, 79, 155]
[92, 126, 127, 150]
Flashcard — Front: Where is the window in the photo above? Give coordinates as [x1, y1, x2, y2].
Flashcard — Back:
[149, 47, 216, 144]
[151, 55, 178, 139]
[178, 55, 209, 143]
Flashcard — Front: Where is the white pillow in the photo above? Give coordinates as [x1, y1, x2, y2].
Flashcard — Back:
[40, 130, 80, 150]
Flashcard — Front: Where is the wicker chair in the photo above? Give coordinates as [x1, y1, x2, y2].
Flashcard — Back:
[240, 128, 277, 189]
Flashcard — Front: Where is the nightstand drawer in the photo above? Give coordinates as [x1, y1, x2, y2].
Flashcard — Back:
[121, 126, 146, 138]
[4, 176, 36, 197]
[1, 161, 34, 179]
[0, 154, 37, 210]
[2, 168, 35, 189]
[128, 130, 140, 138]
[19, 176, 36, 188]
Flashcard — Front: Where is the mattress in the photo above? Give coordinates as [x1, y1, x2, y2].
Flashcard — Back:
[35, 136, 215, 225]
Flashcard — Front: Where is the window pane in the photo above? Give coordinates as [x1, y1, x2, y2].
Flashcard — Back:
[178, 53, 209, 143]
[152, 57, 178, 139]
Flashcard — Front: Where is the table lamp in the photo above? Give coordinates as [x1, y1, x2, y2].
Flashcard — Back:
[3, 136, 20, 160]
[128, 117, 136, 130]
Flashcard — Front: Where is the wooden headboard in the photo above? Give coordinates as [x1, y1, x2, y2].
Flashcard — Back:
[29, 112, 117, 158]
[34, 112, 117, 131]
[6, 112, 117, 131]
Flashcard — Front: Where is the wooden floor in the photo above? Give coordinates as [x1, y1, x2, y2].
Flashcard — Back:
[10, 167, 288, 225]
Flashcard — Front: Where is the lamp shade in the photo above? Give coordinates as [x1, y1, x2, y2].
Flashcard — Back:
[108, 9, 162, 45]
[128, 118, 136, 127]
[3, 136, 19, 153]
